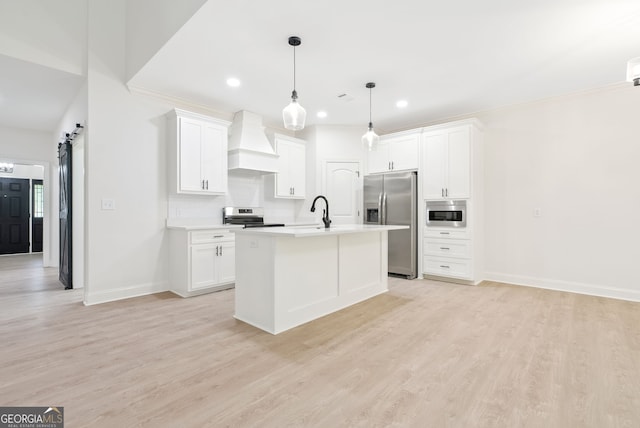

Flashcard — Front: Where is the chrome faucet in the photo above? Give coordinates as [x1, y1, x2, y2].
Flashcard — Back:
[310, 195, 331, 229]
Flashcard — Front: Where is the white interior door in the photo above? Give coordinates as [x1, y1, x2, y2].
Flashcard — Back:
[324, 161, 361, 224]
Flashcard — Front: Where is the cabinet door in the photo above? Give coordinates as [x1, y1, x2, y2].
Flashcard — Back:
[217, 241, 236, 284]
[190, 244, 217, 290]
[275, 141, 292, 197]
[289, 142, 306, 197]
[367, 141, 390, 174]
[274, 138, 306, 199]
[201, 123, 227, 194]
[446, 127, 470, 199]
[422, 133, 447, 199]
[389, 135, 419, 171]
[179, 118, 204, 193]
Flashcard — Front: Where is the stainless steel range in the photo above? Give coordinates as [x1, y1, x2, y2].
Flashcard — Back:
[222, 207, 285, 228]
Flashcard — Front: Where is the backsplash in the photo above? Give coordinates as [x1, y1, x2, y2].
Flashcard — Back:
[167, 173, 298, 224]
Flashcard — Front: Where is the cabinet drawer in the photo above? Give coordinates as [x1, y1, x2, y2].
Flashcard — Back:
[190, 230, 234, 244]
[423, 256, 472, 279]
[424, 238, 471, 258]
[423, 227, 470, 240]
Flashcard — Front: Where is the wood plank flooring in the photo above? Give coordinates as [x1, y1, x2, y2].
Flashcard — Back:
[1, 254, 639, 427]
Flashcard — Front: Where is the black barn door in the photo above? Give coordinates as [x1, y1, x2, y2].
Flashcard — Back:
[0, 177, 30, 254]
[59, 142, 72, 289]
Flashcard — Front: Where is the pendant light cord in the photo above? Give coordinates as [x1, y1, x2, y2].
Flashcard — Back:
[368, 86, 373, 128]
[293, 45, 296, 92]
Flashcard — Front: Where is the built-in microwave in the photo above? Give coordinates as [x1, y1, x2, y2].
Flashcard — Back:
[426, 200, 466, 228]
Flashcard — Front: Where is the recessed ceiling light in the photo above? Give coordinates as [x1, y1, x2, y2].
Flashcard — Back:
[226, 77, 241, 87]
[396, 100, 408, 108]
[317, 111, 327, 118]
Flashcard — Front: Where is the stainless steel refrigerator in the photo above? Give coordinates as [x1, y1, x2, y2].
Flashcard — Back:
[363, 171, 417, 279]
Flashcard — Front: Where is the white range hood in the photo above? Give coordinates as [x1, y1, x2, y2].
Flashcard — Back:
[227, 110, 279, 174]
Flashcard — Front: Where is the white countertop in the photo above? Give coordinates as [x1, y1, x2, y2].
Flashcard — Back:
[233, 224, 408, 237]
[166, 218, 243, 231]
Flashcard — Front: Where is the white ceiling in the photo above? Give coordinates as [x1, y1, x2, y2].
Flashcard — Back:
[2, 1, 640, 134]
[128, 0, 640, 132]
[0, 54, 84, 132]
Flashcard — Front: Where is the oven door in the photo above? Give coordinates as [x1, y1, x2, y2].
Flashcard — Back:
[426, 200, 466, 228]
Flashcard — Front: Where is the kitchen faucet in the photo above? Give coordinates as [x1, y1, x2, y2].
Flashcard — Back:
[310, 195, 331, 229]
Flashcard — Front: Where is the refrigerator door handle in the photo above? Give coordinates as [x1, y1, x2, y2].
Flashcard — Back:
[377, 192, 383, 224]
[381, 192, 387, 225]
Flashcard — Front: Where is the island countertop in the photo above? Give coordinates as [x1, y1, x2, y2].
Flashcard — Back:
[232, 223, 408, 237]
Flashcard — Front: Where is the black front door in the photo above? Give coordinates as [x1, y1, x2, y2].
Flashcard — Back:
[0, 177, 31, 255]
[32, 179, 44, 253]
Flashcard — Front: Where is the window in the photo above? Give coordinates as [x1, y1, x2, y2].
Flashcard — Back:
[33, 183, 44, 218]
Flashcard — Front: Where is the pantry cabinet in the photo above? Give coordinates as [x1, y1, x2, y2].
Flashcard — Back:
[368, 131, 420, 174]
[169, 228, 236, 297]
[273, 134, 306, 199]
[168, 109, 231, 195]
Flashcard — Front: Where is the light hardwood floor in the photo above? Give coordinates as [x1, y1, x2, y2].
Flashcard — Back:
[1, 254, 639, 427]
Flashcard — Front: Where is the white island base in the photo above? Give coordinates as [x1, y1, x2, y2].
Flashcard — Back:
[233, 225, 408, 334]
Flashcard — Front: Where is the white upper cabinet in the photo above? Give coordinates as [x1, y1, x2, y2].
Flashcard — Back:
[168, 109, 230, 195]
[367, 131, 420, 174]
[422, 125, 471, 200]
[273, 134, 306, 199]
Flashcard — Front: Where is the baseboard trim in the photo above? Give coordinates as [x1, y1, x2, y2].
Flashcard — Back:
[483, 272, 640, 303]
[83, 281, 169, 306]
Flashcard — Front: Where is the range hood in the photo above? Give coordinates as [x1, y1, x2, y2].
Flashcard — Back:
[228, 110, 279, 174]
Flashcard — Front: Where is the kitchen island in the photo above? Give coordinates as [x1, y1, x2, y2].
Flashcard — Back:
[233, 224, 408, 334]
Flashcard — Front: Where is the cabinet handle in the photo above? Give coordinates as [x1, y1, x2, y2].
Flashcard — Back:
[202, 179, 205, 190]
[439, 232, 450, 235]
[440, 247, 450, 250]
[213, 235, 223, 238]
[440, 265, 450, 269]
[216, 246, 219, 256]
[292, 187, 295, 195]
[445, 188, 448, 197]
[441, 188, 444, 197]
[220, 245, 223, 256]
[392, 161, 394, 170]
[388, 161, 391, 170]
[206, 180, 209, 190]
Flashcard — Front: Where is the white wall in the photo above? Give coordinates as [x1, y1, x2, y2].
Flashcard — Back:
[125, 0, 208, 81]
[84, 0, 173, 304]
[0, 0, 86, 75]
[297, 125, 364, 223]
[478, 84, 640, 301]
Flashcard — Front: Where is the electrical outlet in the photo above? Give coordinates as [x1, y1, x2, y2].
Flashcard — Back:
[101, 198, 116, 210]
[533, 208, 542, 217]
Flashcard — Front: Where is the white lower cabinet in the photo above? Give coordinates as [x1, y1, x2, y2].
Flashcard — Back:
[169, 229, 235, 297]
[423, 256, 472, 279]
[423, 227, 476, 282]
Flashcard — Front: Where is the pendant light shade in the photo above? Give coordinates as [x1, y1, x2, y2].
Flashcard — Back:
[362, 82, 380, 151]
[627, 57, 640, 86]
[283, 36, 306, 130]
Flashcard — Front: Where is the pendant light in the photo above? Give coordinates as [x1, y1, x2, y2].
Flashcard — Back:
[362, 82, 380, 151]
[627, 57, 640, 86]
[282, 36, 306, 130]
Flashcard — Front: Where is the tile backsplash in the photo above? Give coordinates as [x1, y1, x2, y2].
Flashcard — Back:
[168, 173, 298, 224]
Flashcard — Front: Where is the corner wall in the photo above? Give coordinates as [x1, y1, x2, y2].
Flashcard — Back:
[84, 0, 172, 304]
